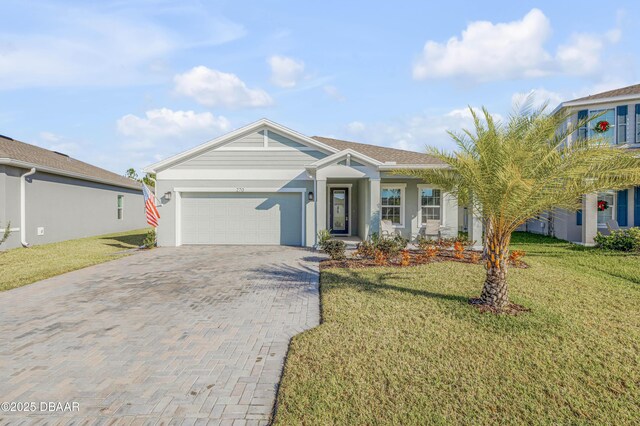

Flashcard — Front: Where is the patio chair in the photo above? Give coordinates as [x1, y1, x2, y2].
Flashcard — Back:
[380, 219, 397, 237]
[419, 220, 442, 239]
[606, 220, 620, 232]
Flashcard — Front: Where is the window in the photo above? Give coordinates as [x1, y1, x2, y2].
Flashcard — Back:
[577, 109, 588, 140]
[636, 104, 640, 143]
[617, 105, 627, 145]
[117, 195, 124, 220]
[419, 187, 441, 224]
[597, 191, 615, 226]
[588, 108, 615, 145]
[381, 185, 404, 226]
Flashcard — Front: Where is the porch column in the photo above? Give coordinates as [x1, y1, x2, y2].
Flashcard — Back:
[468, 207, 483, 250]
[441, 192, 459, 238]
[368, 178, 381, 237]
[581, 193, 598, 246]
[316, 179, 327, 239]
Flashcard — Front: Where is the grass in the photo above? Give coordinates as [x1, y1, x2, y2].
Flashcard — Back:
[274, 232, 640, 425]
[0, 229, 147, 292]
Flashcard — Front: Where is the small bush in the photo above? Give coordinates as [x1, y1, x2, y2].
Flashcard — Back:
[142, 228, 157, 249]
[400, 249, 410, 266]
[323, 239, 347, 260]
[374, 249, 387, 266]
[594, 228, 640, 252]
[318, 229, 332, 247]
[470, 252, 481, 263]
[509, 250, 526, 263]
[355, 240, 376, 258]
[453, 241, 464, 259]
[426, 245, 438, 258]
[376, 235, 407, 259]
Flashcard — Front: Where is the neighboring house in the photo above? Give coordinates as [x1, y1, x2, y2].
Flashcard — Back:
[0, 135, 147, 250]
[144, 119, 459, 247]
[525, 84, 640, 245]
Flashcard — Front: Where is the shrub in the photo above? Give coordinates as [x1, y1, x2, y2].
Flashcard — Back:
[374, 234, 408, 259]
[400, 249, 410, 266]
[416, 235, 438, 251]
[509, 250, 526, 263]
[453, 241, 464, 259]
[142, 228, 157, 249]
[322, 239, 347, 260]
[374, 249, 387, 266]
[318, 229, 332, 247]
[594, 228, 640, 252]
[470, 252, 481, 263]
[425, 245, 438, 258]
[355, 239, 376, 258]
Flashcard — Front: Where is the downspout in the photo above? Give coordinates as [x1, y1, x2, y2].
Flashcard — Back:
[20, 167, 36, 247]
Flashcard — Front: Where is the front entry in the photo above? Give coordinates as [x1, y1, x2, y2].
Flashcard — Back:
[329, 187, 349, 235]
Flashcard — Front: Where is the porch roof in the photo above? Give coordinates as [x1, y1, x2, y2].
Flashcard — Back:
[312, 136, 445, 165]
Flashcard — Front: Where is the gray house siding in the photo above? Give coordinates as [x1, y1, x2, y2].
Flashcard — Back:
[172, 150, 326, 170]
[225, 130, 265, 148]
[0, 166, 147, 250]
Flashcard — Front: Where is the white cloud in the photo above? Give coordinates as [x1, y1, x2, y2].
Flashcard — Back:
[268, 55, 305, 88]
[118, 108, 230, 147]
[346, 121, 366, 133]
[35, 131, 81, 155]
[511, 88, 564, 110]
[413, 8, 622, 82]
[344, 107, 503, 153]
[556, 33, 609, 75]
[413, 9, 552, 81]
[174, 66, 273, 108]
[0, 3, 245, 89]
[323, 85, 346, 102]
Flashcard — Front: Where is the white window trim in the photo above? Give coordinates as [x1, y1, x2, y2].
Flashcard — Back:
[117, 195, 124, 220]
[597, 191, 616, 228]
[381, 183, 406, 228]
[417, 184, 444, 227]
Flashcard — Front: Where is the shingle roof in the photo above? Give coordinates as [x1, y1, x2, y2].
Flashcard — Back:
[568, 83, 640, 103]
[311, 136, 444, 165]
[0, 135, 141, 190]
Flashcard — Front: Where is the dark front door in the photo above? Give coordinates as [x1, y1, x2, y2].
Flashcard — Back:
[329, 188, 349, 235]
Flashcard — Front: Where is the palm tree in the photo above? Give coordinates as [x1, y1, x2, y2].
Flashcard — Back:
[399, 103, 640, 311]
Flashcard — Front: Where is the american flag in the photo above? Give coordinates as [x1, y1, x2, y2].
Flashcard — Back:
[143, 184, 160, 228]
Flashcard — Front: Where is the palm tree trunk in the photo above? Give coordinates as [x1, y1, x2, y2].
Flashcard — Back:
[480, 226, 510, 308]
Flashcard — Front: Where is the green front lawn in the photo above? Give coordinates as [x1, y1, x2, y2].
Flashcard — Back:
[274, 232, 640, 425]
[0, 229, 147, 292]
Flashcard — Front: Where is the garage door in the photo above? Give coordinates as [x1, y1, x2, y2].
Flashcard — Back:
[181, 192, 303, 246]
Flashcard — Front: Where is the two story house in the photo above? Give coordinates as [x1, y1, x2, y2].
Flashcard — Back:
[526, 84, 640, 245]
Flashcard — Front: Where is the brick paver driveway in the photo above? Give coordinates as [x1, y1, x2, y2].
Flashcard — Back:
[0, 246, 320, 425]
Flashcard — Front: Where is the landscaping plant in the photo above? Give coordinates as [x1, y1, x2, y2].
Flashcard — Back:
[397, 101, 640, 311]
[400, 249, 410, 266]
[142, 228, 157, 249]
[0, 221, 10, 248]
[594, 228, 640, 252]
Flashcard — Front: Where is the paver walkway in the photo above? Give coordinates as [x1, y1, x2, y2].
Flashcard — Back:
[0, 245, 320, 425]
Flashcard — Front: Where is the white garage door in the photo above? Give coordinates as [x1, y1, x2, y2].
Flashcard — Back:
[181, 192, 303, 246]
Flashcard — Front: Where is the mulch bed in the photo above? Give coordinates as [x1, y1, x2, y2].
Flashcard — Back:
[320, 249, 528, 271]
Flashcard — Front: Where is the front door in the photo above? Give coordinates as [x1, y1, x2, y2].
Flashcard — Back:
[329, 188, 349, 235]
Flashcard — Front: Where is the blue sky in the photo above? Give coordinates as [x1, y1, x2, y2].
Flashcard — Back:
[1, 0, 638, 174]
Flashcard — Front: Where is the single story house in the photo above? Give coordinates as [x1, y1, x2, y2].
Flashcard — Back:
[0, 135, 147, 250]
[144, 119, 462, 247]
[524, 84, 640, 245]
